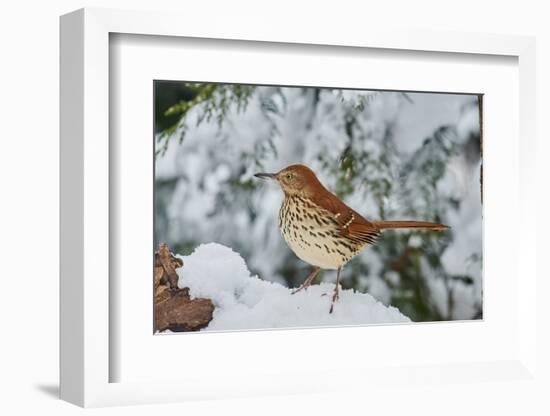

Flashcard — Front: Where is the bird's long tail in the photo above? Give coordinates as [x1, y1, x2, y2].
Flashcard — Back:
[374, 220, 449, 231]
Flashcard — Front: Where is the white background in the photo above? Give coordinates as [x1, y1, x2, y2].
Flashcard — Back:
[1, 0, 548, 415]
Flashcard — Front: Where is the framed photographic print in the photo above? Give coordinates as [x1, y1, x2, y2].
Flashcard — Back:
[152, 81, 482, 331]
[60, 8, 537, 407]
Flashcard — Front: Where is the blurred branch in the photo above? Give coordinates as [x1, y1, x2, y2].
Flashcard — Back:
[155, 82, 255, 156]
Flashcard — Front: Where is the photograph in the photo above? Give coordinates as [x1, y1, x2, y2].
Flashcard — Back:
[153, 81, 482, 333]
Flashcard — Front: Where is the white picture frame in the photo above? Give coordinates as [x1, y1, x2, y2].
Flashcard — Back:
[60, 7, 538, 407]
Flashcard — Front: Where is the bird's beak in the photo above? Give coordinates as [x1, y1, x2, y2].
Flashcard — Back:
[254, 172, 277, 180]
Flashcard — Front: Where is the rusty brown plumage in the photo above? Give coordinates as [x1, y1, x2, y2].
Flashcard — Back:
[254, 164, 449, 313]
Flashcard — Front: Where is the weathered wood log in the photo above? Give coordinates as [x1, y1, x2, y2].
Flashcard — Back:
[154, 243, 214, 332]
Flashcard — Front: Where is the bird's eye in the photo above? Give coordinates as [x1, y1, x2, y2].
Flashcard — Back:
[286, 173, 293, 180]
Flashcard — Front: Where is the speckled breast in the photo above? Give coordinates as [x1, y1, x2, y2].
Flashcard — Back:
[278, 196, 364, 270]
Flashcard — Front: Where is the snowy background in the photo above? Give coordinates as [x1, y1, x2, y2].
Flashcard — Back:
[154, 82, 482, 324]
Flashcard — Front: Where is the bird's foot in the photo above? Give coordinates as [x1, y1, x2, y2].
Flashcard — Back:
[329, 285, 340, 314]
[291, 284, 310, 295]
[292, 267, 321, 295]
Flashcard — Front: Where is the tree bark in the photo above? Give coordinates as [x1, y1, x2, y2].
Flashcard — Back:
[154, 244, 214, 332]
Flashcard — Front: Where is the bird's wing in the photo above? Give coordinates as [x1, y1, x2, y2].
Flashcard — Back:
[312, 192, 380, 245]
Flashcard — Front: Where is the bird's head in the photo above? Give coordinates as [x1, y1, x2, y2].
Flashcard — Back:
[254, 164, 323, 196]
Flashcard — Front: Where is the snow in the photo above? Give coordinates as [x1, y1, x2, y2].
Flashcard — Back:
[175, 243, 410, 331]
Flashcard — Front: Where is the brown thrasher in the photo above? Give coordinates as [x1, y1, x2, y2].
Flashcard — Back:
[255, 164, 449, 313]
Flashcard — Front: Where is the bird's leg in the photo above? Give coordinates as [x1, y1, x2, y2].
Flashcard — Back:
[329, 266, 342, 314]
[291, 266, 321, 294]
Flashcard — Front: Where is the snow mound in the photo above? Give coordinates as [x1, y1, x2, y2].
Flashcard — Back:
[176, 243, 410, 331]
